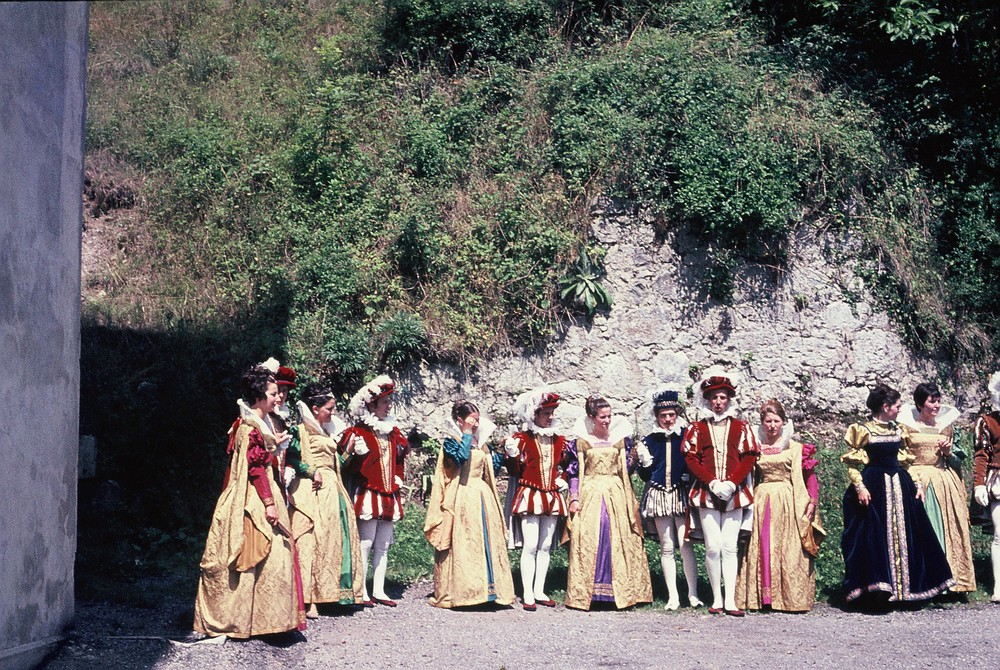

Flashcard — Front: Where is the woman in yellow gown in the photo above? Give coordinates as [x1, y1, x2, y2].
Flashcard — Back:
[736, 400, 824, 612]
[564, 395, 652, 610]
[287, 383, 365, 616]
[898, 382, 976, 593]
[424, 401, 515, 608]
[194, 366, 305, 638]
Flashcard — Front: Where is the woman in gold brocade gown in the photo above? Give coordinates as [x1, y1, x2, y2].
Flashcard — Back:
[424, 401, 515, 608]
[564, 395, 652, 610]
[194, 366, 305, 638]
[287, 383, 366, 617]
[898, 382, 976, 593]
[735, 400, 824, 612]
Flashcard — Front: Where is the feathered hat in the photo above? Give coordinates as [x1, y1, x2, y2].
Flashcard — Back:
[349, 374, 396, 418]
[512, 387, 560, 427]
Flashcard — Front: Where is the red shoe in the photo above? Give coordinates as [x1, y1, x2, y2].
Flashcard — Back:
[361, 600, 375, 608]
[523, 603, 537, 612]
[536, 599, 556, 608]
[707, 607, 724, 614]
[725, 609, 745, 617]
[374, 598, 398, 607]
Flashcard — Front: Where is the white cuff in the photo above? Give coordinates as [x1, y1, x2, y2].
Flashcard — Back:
[352, 436, 369, 456]
[504, 437, 520, 458]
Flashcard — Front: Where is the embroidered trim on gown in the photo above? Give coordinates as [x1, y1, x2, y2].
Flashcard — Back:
[840, 421, 955, 602]
[564, 437, 652, 610]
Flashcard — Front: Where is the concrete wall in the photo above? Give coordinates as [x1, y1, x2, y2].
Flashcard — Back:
[0, 3, 87, 669]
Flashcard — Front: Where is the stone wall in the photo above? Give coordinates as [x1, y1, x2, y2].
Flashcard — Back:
[393, 197, 966, 438]
[0, 3, 87, 669]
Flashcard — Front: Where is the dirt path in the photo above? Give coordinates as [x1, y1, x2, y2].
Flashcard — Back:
[42, 581, 1000, 670]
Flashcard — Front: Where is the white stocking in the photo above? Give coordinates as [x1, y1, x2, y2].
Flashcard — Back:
[991, 500, 1000, 599]
[699, 508, 724, 609]
[371, 520, 395, 600]
[700, 507, 742, 609]
[534, 516, 558, 602]
[675, 514, 701, 605]
[520, 515, 540, 605]
[719, 510, 742, 611]
[358, 519, 377, 601]
[654, 515, 680, 605]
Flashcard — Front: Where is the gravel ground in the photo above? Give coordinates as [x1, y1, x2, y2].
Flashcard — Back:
[41, 582, 1000, 670]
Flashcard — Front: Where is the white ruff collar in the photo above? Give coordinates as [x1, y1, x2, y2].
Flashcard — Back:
[237, 399, 280, 451]
[446, 416, 498, 449]
[525, 419, 562, 437]
[704, 406, 739, 423]
[645, 417, 688, 438]
[573, 415, 633, 445]
[357, 407, 399, 436]
[898, 404, 960, 432]
[755, 419, 794, 451]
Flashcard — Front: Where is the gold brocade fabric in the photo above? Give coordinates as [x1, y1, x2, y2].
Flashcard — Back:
[736, 441, 825, 612]
[424, 447, 515, 607]
[194, 422, 302, 638]
[565, 439, 652, 610]
[288, 424, 365, 604]
[905, 428, 976, 592]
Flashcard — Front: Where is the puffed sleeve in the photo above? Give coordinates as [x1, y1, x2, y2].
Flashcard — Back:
[725, 422, 760, 485]
[247, 428, 275, 506]
[841, 423, 870, 488]
[683, 423, 717, 485]
[443, 433, 473, 467]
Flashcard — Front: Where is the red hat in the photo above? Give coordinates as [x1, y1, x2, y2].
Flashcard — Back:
[700, 375, 735, 398]
[373, 379, 395, 401]
[275, 365, 298, 388]
[539, 392, 560, 409]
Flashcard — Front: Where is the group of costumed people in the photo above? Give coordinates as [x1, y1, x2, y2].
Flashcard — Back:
[194, 361, 409, 638]
[192, 359, 1000, 638]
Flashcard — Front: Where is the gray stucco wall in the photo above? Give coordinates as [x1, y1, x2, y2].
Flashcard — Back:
[0, 3, 87, 669]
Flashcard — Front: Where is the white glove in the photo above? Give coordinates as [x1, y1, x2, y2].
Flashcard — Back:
[708, 479, 723, 497]
[394, 475, 403, 487]
[975, 485, 990, 507]
[555, 477, 569, 493]
[504, 437, 520, 458]
[283, 466, 296, 488]
[351, 436, 369, 456]
[637, 443, 653, 468]
[717, 480, 737, 502]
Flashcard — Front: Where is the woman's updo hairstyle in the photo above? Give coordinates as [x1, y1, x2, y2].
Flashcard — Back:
[759, 398, 787, 422]
[240, 366, 275, 404]
[452, 400, 479, 422]
[301, 382, 335, 409]
[866, 383, 901, 415]
[585, 394, 611, 418]
[913, 382, 941, 410]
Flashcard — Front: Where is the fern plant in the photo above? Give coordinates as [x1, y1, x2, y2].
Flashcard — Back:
[559, 247, 612, 317]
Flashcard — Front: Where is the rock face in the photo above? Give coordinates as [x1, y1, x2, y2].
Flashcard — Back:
[392, 197, 968, 438]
